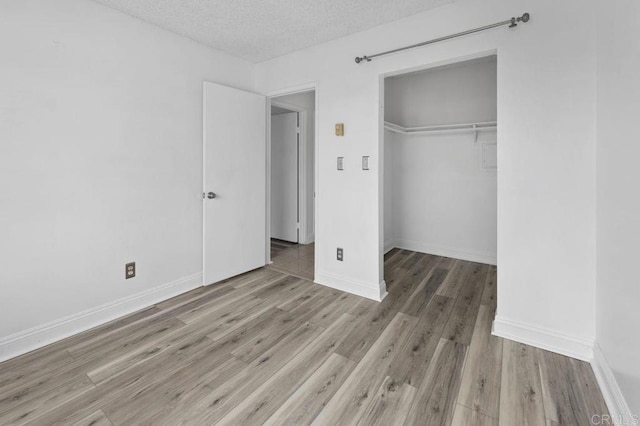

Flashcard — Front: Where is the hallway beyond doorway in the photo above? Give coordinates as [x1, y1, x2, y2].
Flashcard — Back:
[268, 239, 314, 280]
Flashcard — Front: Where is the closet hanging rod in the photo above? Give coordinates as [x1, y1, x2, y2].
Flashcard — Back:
[386, 121, 497, 132]
[355, 12, 530, 64]
[384, 121, 496, 135]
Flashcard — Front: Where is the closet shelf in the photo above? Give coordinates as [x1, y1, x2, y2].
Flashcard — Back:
[384, 120, 496, 135]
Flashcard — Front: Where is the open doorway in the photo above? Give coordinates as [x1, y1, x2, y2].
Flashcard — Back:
[382, 55, 497, 290]
[267, 90, 316, 280]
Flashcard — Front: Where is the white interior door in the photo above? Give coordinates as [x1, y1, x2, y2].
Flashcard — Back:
[271, 112, 299, 243]
[203, 82, 266, 285]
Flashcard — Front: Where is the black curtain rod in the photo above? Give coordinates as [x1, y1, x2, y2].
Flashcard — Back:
[355, 13, 530, 64]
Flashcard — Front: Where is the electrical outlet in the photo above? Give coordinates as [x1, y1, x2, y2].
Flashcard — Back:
[337, 157, 344, 170]
[337, 248, 344, 261]
[126, 262, 135, 279]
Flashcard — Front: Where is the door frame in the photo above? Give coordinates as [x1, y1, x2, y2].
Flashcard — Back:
[265, 83, 319, 269]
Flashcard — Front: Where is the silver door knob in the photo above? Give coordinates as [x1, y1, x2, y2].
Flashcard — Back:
[207, 192, 217, 199]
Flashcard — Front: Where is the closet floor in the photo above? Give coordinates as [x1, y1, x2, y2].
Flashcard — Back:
[0, 250, 608, 425]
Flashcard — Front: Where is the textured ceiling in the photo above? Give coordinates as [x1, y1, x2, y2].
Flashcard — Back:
[92, 0, 454, 62]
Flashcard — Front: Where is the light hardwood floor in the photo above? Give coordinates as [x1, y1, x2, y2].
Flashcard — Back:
[267, 239, 314, 280]
[0, 249, 608, 425]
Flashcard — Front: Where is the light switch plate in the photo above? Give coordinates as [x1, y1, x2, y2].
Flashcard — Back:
[335, 123, 344, 136]
[480, 142, 497, 170]
[337, 157, 344, 170]
[362, 156, 370, 170]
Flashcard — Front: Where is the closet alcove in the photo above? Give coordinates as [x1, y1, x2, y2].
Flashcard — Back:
[383, 55, 497, 265]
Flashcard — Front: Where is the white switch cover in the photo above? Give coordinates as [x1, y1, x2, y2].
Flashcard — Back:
[337, 157, 344, 170]
[481, 143, 497, 170]
[362, 156, 370, 170]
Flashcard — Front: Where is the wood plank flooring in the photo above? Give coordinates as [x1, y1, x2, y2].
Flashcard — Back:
[267, 239, 314, 280]
[0, 249, 608, 425]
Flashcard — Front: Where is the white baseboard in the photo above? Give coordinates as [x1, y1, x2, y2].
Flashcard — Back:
[591, 344, 637, 424]
[303, 232, 315, 245]
[0, 273, 203, 363]
[492, 315, 594, 362]
[384, 240, 396, 254]
[393, 239, 497, 265]
[315, 271, 387, 302]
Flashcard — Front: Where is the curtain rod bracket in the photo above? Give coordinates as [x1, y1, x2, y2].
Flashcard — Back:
[355, 12, 531, 64]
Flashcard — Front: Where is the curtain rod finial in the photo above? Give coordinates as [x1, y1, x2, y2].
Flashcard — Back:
[509, 12, 531, 28]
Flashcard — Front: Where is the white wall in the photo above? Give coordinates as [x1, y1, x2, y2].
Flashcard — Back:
[0, 0, 254, 359]
[256, 0, 598, 346]
[384, 57, 497, 264]
[383, 129, 395, 252]
[385, 56, 497, 127]
[595, 0, 640, 418]
[387, 131, 497, 264]
[272, 91, 316, 244]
